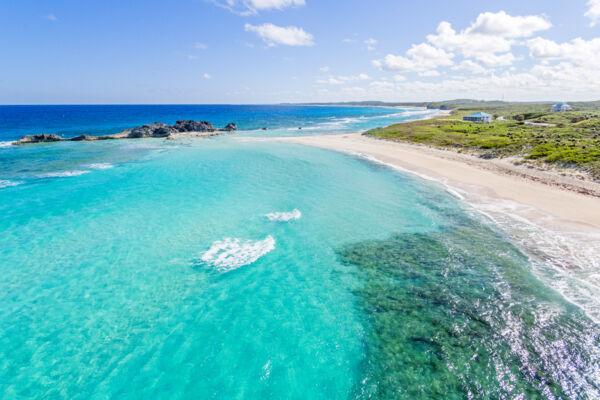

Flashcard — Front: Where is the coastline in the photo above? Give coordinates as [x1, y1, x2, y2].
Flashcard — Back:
[272, 131, 600, 229]
[267, 131, 600, 321]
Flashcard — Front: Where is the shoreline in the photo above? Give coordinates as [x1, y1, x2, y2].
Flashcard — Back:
[271, 131, 600, 230]
[265, 131, 600, 321]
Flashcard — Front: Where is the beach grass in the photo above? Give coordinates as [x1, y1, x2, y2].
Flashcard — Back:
[365, 103, 600, 179]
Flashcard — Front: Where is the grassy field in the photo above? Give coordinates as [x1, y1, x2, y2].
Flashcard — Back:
[365, 102, 600, 180]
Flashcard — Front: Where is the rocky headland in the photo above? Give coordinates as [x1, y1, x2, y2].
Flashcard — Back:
[14, 120, 238, 145]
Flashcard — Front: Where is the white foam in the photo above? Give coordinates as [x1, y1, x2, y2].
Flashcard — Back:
[199, 236, 275, 272]
[265, 209, 302, 222]
[0, 180, 23, 188]
[37, 170, 91, 178]
[87, 163, 113, 170]
[0, 141, 15, 148]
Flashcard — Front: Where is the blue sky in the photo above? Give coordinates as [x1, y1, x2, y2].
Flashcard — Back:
[1, 0, 599, 104]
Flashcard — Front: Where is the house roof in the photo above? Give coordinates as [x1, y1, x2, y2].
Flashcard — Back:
[466, 112, 492, 117]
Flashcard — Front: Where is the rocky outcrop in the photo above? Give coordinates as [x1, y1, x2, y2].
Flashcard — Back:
[69, 134, 94, 141]
[14, 120, 236, 145]
[172, 120, 216, 133]
[122, 123, 176, 138]
[15, 133, 63, 144]
[220, 123, 237, 132]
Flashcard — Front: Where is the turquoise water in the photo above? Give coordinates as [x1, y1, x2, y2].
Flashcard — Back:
[0, 107, 599, 398]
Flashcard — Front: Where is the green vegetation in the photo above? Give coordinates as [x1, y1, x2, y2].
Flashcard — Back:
[365, 101, 600, 180]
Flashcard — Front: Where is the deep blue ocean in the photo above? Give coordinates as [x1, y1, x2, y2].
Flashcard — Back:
[0, 104, 433, 141]
[0, 105, 598, 399]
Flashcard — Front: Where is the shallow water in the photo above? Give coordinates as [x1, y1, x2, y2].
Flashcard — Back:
[0, 106, 598, 399]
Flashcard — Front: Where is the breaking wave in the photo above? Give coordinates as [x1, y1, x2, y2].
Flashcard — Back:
[0, 180, 23, 188]
[198, 236, 276, 272]
[37, 170, 91, 178]
[87, 163, 113, 170]
[265, 209, 302, 222]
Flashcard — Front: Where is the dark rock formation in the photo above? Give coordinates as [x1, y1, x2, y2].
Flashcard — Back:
[172, 120, 216, 133]
[70, 134, 94, 141]
[220, 123, 238, 132]
[126, 123, 176, 138]
[15, 120, 235, 145]
[15, 133, 63, 145]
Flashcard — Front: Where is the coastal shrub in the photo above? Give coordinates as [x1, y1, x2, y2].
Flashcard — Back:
[365, 108, 600, 180]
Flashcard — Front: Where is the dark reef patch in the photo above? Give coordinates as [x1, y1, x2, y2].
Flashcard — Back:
[338, 219, 599, 399]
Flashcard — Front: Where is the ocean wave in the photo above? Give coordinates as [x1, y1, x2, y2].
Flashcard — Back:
[0, 141, 15, 148]
[0, 180, 23, 188]
[199, 236, 275, 272]
[87, 163, 113, 170]
[265, 209, 302, 222]
[37, 170, 91, 178]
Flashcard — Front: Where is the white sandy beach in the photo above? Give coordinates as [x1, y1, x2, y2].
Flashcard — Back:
[274, 132, 600, 230]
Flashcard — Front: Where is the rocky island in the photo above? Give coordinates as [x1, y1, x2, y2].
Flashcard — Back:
[14, 120, 238, 145]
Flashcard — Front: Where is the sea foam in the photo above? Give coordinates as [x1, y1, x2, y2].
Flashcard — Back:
[265, 209, 302, 222]
[0, 141, 14, 148]
[37, 170, 91, 178]
[87, 163, 113, 170]
[0, 180, 23, 188]
[199, 236, 275, 272]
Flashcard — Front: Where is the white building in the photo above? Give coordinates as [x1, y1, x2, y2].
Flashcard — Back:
[463, 112, 493, 123]
[552, 102, 572, 112]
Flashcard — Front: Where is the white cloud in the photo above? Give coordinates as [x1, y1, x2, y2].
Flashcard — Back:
[317, 73, 371, 85]
[317, 77, 344, 85]
[45, 14, 58, 21]
[452, 60, 489, 74]
[418, 70, 440, 77]
[585, 0, 600, 26]
[425, 12, 550, 66]
[370, 81, 395, 90]
[467, 10, 551, 38]
[320, 66, 330, 72]
[341, 86, 367, 96]
[203, 73, 212, 79]
[527, 37, 600, 67]
[211, 0, 305, 14]
[373, 43, 454, 72]
[364, 38, 377, 50]
[247, 0, 304, 10]
[187, 55, 199, 60]
[245, 23, 314, 47]
[475, 52, 516, 67]
[393, 74, 406, 81]
[195, 42, 208, 50]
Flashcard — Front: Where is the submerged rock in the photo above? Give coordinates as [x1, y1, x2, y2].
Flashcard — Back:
[15, 134, 63, 144]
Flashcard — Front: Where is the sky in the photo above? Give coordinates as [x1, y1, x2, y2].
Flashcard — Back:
[1, 0, 600, 104]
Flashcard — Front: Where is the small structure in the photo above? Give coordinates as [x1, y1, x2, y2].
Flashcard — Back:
[552, 102, 572, 112]
[463, 112, 492, 123]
